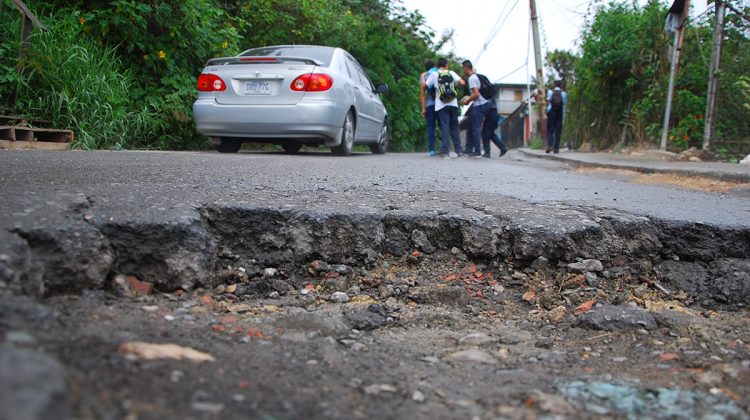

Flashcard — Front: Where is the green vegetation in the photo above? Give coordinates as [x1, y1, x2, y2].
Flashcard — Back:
[1, 0, 442, 151]
[13, 15, 160, 149]
[559, 1, 750, 158]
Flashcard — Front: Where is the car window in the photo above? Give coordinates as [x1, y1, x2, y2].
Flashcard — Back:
[345, 58, 364, 87]
[343, 59, 354, 79]
[240, 46, 335, 66]
[343, 54, 370, 89]
[348, 59, 371, 89]
[356, 65, 374, 90]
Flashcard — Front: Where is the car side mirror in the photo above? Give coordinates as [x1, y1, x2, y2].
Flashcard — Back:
[374, 84, 388, 94]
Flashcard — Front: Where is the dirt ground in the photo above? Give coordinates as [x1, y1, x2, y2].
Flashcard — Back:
[574, 167, 748, 193]
[2, 252, 749, 419]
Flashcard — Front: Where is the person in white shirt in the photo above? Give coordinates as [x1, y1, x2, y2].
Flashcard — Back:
[425, 58, 466, 157]
[461, 60, 508, 158]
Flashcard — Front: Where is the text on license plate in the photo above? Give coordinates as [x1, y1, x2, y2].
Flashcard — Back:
[245, 81, 271, 95]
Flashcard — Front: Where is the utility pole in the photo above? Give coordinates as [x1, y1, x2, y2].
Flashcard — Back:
[530, 0, 546, 143]
[660, 0, 691, 151]
[702, 0, 726, 152]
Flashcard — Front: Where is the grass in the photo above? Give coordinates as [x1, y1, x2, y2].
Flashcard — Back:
[528, 135, 544, 150]
[13, 15, 160, 150]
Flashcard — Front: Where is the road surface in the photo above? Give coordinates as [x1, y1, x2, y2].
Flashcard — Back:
[1, 149, 749, 419]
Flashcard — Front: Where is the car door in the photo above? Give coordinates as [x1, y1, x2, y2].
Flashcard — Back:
[347, 57, 379, 140]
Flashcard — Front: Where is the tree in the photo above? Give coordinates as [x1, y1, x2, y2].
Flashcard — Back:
[545, 49, 578, 87]
[1, 0, 447, 151]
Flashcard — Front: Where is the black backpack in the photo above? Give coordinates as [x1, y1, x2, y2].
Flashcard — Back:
[477, 74, 496, 100]
[550, 90, 563, 111]
[425, 70, 437, 99]
[437, 70, 457, 102]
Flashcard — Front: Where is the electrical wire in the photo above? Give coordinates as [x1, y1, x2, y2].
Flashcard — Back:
[494, 62, 528, 83]
[474, 1, 514, 62]
[475, 0, 522, 63]
[548, 0, 582, 32]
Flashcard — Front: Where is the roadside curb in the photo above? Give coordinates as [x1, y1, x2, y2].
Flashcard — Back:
[517, 149, 750, 183]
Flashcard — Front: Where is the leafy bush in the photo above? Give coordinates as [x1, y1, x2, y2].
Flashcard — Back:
[566, 0, 750, 157]
[11, 12, 159, 149]
[2, 0, 442, 151]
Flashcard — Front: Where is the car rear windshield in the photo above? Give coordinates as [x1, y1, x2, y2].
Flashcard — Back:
[240, 46, 335, 66]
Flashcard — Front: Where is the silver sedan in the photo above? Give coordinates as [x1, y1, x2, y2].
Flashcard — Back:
[193, 45, 389, 155]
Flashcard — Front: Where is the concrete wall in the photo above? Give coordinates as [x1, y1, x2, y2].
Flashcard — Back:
[494, 84, 530, 116]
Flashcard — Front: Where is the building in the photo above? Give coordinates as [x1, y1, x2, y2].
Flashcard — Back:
[458, 82, 535, 149]
[493, 83, 531, 116]
[494, 83, 534, 148]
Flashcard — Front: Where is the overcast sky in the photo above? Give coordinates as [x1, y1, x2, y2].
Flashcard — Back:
[401, 0, 709, 85]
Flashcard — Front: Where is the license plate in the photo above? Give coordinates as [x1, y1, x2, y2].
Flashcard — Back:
[245, 80, 271, 95]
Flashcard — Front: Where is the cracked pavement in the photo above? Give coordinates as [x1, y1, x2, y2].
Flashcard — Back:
[0, 149, 749, 419]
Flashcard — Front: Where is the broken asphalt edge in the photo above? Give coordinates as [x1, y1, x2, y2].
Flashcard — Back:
[517, 149, 750, 183]
[1, 197, 748, 301]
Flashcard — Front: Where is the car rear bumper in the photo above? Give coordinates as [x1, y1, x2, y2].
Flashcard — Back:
[193, 98, 346, 142]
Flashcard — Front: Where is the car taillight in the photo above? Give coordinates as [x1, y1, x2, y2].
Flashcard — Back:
[197, 74, 226, 92]
[290, 74, 333, 92]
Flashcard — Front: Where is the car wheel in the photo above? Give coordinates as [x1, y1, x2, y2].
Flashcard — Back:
[282, 143, 302, 154]
[332, 111, 354, 156]
[216, 138, 241, 153]
[370, 121, 388, 154]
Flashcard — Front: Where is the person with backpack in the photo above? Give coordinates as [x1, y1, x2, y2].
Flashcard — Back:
[420, 60, 439, 156]
[546, 80, 567, 154]
[425, 57, 466, 158]
[461, 60, 508, 158]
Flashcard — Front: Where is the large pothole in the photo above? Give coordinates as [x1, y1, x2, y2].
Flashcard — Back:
[1, 198, 749, 419]
[1, 199, 748, 309]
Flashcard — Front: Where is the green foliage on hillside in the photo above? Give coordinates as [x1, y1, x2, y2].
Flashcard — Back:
[0, 0, 441, 151]
[564, 0, 750, 158]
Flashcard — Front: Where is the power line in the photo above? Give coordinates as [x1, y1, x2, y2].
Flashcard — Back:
[486, 0, 522, 49]
[494, 62, 528, 83]
[475, 0, 521, 63]
[474, 0, 513, 62]
[548, 0, 582, 33]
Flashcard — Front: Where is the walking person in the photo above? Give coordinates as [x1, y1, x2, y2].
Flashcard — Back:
[420, 60, 439, 156]
[460, 60, 508, 158]
[426, 58, 466, 158]
[546, 80, 567, 154]
[481, 99, 508, 158]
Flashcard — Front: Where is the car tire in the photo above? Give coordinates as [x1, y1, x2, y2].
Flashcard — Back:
[370, 121, 388, 154]
[216, 138, 241, 153]
[332, 111, 354, 156]
[282, 143, 302, 154]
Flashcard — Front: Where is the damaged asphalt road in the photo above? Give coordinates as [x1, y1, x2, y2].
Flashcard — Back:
[0, 149, 749, 419]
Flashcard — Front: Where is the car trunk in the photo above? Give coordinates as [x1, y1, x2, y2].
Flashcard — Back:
[210, 63, 317, 106]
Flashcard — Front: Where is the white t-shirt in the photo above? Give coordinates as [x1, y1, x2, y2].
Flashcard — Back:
[426, 70, 462, 111]
[468, 74, 489, 107]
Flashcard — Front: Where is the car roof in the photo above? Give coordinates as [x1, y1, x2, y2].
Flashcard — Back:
[247, 45, 338, 52]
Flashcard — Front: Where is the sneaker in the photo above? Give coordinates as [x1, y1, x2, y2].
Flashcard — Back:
[499, 149, 508, 157]
[448, 152, 458, 158]
[553, 149, 559, 154]
[456, 152, 467, 158]
[428, 150, 437, 157]
[468, 152, 482, 158]
[545, 148, 551, 154]
[442, 155, 451, 160]
[482, 154, 491, 159]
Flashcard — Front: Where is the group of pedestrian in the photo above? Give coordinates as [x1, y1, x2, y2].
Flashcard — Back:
[421, 58, 507, 159]
[420, 57, 567, 158]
